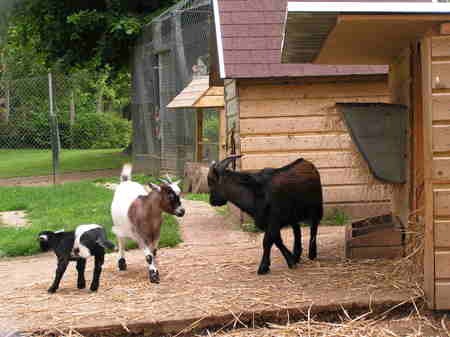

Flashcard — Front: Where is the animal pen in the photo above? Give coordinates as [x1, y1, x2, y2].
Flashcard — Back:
[281, 1, 450, 310]
[131, 0, 221, 178]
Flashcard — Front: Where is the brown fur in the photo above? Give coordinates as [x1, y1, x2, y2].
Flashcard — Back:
[128, 192, 162, 246]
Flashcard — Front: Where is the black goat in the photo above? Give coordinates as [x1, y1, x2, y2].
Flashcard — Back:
[38, 224, 115, 293]
[208, 156, 323, 274]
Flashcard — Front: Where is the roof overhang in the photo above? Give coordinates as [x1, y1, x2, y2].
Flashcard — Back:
[167, 76, 224, 109]
[282, 2, 450, 65]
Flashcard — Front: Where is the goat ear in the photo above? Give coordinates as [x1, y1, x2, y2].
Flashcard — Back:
[38, 234, 49, 241]
[149, 183, 161, 192]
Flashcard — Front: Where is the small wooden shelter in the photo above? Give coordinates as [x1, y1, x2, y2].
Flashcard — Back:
[210, 0, 392, 219]
[281, 0, 450, 310]
[167, 76, 225, 192]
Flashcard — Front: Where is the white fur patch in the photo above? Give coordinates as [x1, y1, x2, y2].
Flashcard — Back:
[39, 235, 48, 241]
[169, 182, 181, 196]
[73, 224, 102, 258]
[121, 163, 133, 181]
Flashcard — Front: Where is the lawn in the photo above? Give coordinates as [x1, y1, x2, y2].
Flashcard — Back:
[0, 180, 182, 257]
[0, 149, 130, 179]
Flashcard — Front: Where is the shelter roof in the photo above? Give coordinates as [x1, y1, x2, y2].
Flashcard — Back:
[281, 1, 449, 65]
[211, 0, 416, 79]
[167, 76, 224, 108]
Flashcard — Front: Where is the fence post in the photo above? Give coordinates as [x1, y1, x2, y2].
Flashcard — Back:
[48, 72, 60, 184]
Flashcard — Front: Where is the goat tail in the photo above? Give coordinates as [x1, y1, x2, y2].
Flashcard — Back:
[96, 229, 116, 250]
[120, 163, 133, 182]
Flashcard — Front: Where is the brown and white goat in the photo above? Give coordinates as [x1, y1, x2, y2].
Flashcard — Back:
[111, 164, 185, 283]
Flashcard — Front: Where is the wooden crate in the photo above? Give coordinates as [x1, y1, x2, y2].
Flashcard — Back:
[345, 213, 405, 259]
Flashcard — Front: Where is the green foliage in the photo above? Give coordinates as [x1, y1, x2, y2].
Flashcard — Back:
[322, 208, 350, 226]
[0, 181, 182, 257]
[0, 112, 131, 149]
[71, 113, 131, 149]
[203, 111, 219, 142]
[5, 0, 177, 74]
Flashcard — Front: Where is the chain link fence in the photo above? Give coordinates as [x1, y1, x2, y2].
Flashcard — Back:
[132, 0, 219, 177]
[0, 72, 132, 181]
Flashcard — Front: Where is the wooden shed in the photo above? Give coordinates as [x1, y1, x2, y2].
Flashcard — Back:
[281, 0, 450, 310]
[167, 75, 225, 192]
[211, 0, 392, 219]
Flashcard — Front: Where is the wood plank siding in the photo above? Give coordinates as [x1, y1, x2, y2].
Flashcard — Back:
[423, 35, 450, 310]
[236, 79, 391, 218]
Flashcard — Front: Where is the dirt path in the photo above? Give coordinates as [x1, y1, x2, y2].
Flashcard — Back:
[0, 199, 421, 336]
[0, 168, 122, 187]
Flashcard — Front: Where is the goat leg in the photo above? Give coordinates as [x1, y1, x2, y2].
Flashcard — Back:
[257, 232, 273, 275]
[292, 224, 302, 263]
[90, 254, 104, 292]
[145, 253, 160, 284]
[117, 237, 127, 271]
[48, 258, 69, 293]
[271, 228, 297, 269]
[308, 220, 319, 260]
[76, 259, 86, 289]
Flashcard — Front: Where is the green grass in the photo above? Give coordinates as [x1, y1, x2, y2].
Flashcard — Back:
[0, 181, 182, 257]
[0, 149, 130, 179]
[93, 174, 160, 185]
[184, 193, 229, 216]
[322, 208, 350, 226]
[184, 193, 209, 202]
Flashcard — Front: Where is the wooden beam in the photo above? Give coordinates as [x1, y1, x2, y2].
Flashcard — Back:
[219, 108, 226, 160]
[422, 35, 435, 309]
[196, 109, 203, 162]
[339, 14, 450, 23]
[193, 95, 224, 108]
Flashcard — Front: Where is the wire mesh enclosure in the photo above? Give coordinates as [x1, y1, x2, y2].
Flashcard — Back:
[0, 72, 131, 181]
[132, 0, 219, 177]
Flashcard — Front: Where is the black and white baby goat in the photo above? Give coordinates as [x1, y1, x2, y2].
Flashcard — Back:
[38, 224, 115, 293]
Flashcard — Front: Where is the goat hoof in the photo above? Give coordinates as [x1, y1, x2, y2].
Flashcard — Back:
[257, 265, 270, 275]
[118, 258, 127, 271]
[308, 252, 317, 260]
[288, 262, 297, 269]
[90, 284, 99, 292]
[47, 287, 57, 294]
[77, 281, 86, 289]
[149, 270, 160, 284]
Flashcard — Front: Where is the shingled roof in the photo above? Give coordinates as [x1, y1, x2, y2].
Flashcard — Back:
[213, 0, 429, 79]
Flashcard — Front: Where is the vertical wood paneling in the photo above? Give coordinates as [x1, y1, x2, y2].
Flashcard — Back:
[422, 35, 435, 309]
[236, 79, 391, 207]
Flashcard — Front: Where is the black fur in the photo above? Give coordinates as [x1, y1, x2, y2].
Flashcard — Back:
[38, 225, 114, 293]
[208, 157, 323, 274]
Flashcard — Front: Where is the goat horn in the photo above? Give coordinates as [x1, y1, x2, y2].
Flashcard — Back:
[159, 178, 169, 184]
[217, 155, 242, 171]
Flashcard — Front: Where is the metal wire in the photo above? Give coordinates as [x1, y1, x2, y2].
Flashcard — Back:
[132, 0, 219, 177]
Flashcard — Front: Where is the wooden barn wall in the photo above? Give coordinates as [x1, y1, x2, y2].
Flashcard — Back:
[423, 34, 450, 310]
[237, 78, 391, 218]
[224, 79, 241, 161]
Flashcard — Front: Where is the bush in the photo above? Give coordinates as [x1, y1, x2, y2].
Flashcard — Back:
[71, 113, 131, 149]
[0, 112, 131, 149]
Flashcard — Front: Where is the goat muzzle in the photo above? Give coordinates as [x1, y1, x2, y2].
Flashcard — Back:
[174, 207, 185, 217]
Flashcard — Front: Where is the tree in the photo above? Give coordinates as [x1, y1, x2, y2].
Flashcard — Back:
[7, 0, 176, 75]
